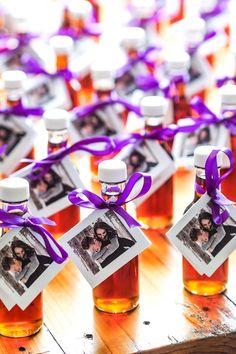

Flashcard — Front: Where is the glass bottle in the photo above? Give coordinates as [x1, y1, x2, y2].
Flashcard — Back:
[183, 145, 228, 295]
[0, 177, 43, 337]
[136, 96, 173, 229]
[1, 70, 35, 172]
[43, 109, 80, 239]
[220, 85, 236, 202]
[68, 0, 92, 32]
[165, 51, 192, 123]
[93, 159, 139, 313]
[49, 35, 80, 108]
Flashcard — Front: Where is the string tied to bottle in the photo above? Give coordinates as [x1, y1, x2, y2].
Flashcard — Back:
[68, 172, 152, 227]
[0, 209, 68, 263]
[195, 148, 235, 225]
[25, 136, 115, 180]
[0, 101, 44, 117]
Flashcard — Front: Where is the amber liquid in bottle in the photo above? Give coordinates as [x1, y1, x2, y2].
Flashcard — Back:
[45, 134, 80, 240]
[183, 171, 228, 295]
[0, 201, 43, 337]
[136, 120, 173, 229]
[93, 183, 139, 313]
[222, 134, 236, 201]
[173, 81, 192, 124]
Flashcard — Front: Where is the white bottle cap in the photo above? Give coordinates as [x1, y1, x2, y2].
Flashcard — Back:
[43, 109, 70, 130]
[140, 96, 167, 117]
[98, 159, 127, 183]
[49, 35, 73, 55]
[68, 0, 92, 19]
[165, 51, 190, 73]
[194, 145, 222, 168]
[2, 70, 27, 90]
[10, 12, 29, 33]
[131, 0, 156, 19]
[121, 27, 146, 50]
[91, 61, 115, 81]
[199, 0, 217, 13]
[93, 78, 115, 91]
[220, 84, 236, 107]
[0, 177, 29, 202]
[182, 17, 205, 45]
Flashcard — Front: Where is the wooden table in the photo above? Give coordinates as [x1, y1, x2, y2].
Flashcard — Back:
[1, 170, 236, 354]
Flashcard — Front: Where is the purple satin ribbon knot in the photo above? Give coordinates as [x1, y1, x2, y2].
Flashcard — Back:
[68, 172, 152, 227]
[195, 148, 235, 225]
[27, 136, 115, 180]
[0, 209, 68, 263]
[0, 102, 44, 117]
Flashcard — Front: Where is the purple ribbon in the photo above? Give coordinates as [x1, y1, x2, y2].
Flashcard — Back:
[195, 148, 235, 225]
[0, 102, 44, 117]
[57, 23, 102, 39]
[135, 74, 160, 91]
[21, 54, 77, 81]
[68, 172, 152, 227]
[128, 1, 166, 27]
[216, 76, 236, 88]
[72, 97, 141, 118]
[0, 33, 39, 54]
[116, 46, 160, 78]
[0, 209, 68, 263]
[200, 0, 229, 21]
[187, 30, 218, 56]
[27, 136, 115, 180]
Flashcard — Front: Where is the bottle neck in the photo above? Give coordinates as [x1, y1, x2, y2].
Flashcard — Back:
[47, 129, 68, 154]
[144, 115, 164, 132]
[95, 89, 112, 101]
[126, 48, 139, 60]
[1, 200, 28, 216]
[55, 53, 69, 71]
[70, 16, 87, 31]
[100, 181, 126, 201]
[5, 88, 23, 108]
[194, 167, 221, 201]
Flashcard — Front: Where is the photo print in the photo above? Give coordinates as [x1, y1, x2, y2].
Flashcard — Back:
[172, 119, 220, 169]
[70, 105, 124, 142]
[24, 75, 72, 110]
[115, 140, 175, 206]
[0, 227, 66, 310]
[60, 208, 151, 287]
[13, 157, 84, 217]
[166, 193, 236, 276]
[0, 115, 36, 175]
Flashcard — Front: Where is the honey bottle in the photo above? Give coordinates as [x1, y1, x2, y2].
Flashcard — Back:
[43, 109, 80, 239]
[93, 159, 139, 313]
[0, 177, 43, 337]
[183, 145, 228, 295]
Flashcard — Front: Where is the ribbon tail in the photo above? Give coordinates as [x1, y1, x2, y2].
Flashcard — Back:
[112, 205, 141, 228]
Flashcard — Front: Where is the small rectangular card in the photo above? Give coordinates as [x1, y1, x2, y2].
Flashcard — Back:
[172, 119, 221, 169]
[115, 140, 175, 206]
[24, 75, 72, 110]
[70, 105, 124, 143]
[13, 157, 84, 217]
[0, 226, 66, 310]
[0, 115, 36, 175]
[59, 208, 151, 288]
[166, 193, 236, 277]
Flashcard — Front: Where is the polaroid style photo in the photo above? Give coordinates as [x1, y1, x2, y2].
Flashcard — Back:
[13, 156, 84, 217]
[0, 226, 66, 310]
[70, 105, 124, 143]
[0, 114, 36, 175]
[166, 193, 236, 277]
[199, 31, 228, 58]
[24, 75, 72, 110]
[172, 119, 220, 169]
[115, 140, 175, 206]
[186, 53, 214, 98]
[59, 208, 151, 288]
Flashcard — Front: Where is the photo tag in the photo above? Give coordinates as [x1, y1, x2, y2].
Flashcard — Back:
[186, 53, 213, 97]
[166, 193, 236, 277]
[0, 226, 66, 310]
[172, 118, 221, 169]
[115, 140, 175, 206]
[59, 208, 151, 288]
[24, 75, 72, 110]
[70, 105, 124, 144]
[0, 115, 36, 175]
[13, 157, 84, 217]
[199, 32, 228, 57]
[0, 287, 17, 311]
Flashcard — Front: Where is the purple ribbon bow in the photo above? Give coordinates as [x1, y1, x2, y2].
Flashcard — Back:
[0, 102, 44, 117]
[68, 172, 152, 227]
[195, 148, 235, 225]
[200, 0, 229, 20]
[27, 136, 115, 180]
[0, 33, 39, 54]
[135, 74, 160, 92]
[72, 97, 141, 118]
[216, 76, 236, 88]
[0, 209, 68, 263]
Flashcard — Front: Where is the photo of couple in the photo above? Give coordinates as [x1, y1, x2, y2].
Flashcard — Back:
[68, 210, 136, 275]
[177, 207, 236, 263]
[0, 229, 52, 296]
[28, 165, 75, 210]
[0, 121, 26, 162]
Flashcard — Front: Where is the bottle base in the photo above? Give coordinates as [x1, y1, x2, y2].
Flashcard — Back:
[94, 297, 139, 314]
[0, 319, 43, 338]
[184, 281, 227, 296]
[137, 215, 172, 230]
